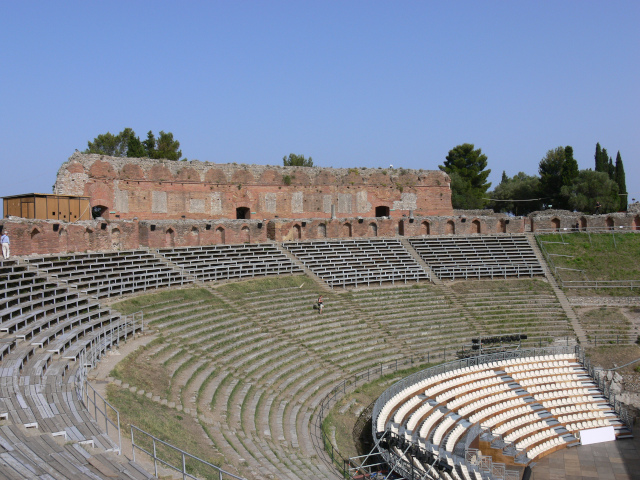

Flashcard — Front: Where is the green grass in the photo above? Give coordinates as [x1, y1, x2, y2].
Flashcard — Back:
[107, 386, 229, 480]
[537, 232, 640, 295]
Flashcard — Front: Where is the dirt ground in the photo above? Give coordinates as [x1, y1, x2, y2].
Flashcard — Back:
[585, 344, 640, 393]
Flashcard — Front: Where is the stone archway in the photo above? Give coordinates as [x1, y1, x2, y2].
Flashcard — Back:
[445, 220, 455, 235]
[216, 226, 225, 244]
[634, 216, 640, 231]
[422, 221, 430, 235]
[293, 224, 302, 240]
[342, 223, 352, 237]
[112, 228, 121, 250]
[398, 220, 405, 236]
[92, 205, 109, 219]
[375, 206, 390, 217]
[580, 217, 588, 230]
[318, 223, 327, 238]
[165, 228, 175, 247]
[499, 219, 507, 234]
[471, 219, 481, 234]
[606, 217, 614, 230]
[191, 226, 200, 246]
[551, 218, 560, 231]
[369, 223, 378, 237]
[240, 225, 250, 243]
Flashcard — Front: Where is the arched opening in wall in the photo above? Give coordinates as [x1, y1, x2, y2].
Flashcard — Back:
[551, 218, 560, 231]
[30, 228, 40, 240]
[236, 207, 250, 219]
[84, 227, 93, 247]
[293, 224, 302, 240]
[499, 219, 507, 233]
[375, 206, 390, 217]
[59, 228, 68, 252]
[606, 217, 614, 230]
[241, 225, 250, 243]
[165, 228, 175, 247]
[342, 223, 352, 237]
[398, 220, 405, 236]
[634, 216, 640, 231]
[471, 219, 481, 234]
[580, 217, 588, 230]
[445, 220, 455, 235]
[318, 223, 327, 238]
[369, 223, 378, 237]
[422, 221, 430, 235]
[191, 226, 200, 246]
[112, 228, 121, 250]
[216, 226, 225, 244]
[92, 205, 109, 219]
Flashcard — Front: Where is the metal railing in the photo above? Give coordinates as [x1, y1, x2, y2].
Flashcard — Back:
[131, 426, 245, 480]
[311, 352, 449, 478]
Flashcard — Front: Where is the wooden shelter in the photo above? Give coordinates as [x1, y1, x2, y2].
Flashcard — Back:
[3, 193, 91, 221]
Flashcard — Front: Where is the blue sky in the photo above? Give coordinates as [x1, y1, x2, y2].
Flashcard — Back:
[1, 1, 638, 204]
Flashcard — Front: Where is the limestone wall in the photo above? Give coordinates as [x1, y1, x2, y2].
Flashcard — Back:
[54, 153, 453, 221]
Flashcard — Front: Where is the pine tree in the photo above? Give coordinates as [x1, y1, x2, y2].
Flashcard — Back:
[614, 151, 627, 211]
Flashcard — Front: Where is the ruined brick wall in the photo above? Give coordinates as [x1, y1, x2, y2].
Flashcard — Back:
[54, 153, 453, 221]
[529, 210, 640, 231]
[268, 214, 525, 242]
[0, 218, 139, 256]
[139, 220, 268, 249]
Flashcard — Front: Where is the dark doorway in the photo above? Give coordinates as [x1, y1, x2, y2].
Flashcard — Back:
[375, 206, 390, 217]
[236, 207, 250, 219]
[92, 205, 108, 219]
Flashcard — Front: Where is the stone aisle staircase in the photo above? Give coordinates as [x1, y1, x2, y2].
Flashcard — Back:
[526, 233, 587, 344]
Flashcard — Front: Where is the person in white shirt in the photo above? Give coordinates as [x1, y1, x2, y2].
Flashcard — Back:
[1, 233, 10, 259]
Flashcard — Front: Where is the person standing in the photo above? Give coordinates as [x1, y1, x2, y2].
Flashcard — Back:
[317, 295, 324, 314]
[1, 232, 9, 259]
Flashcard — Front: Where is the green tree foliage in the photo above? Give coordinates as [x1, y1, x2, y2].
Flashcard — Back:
[538, 147, 567, 209]
[488, 172, 542, 215]
[560, 170, 619, 213]
[560, 146, 579, 186]
[594, 143, 605, 172]
[85, 131, 129, 156]
[439, 143, 491, 209]
[154, 131, 182, 161]
[614, 151, 627, 211]
[85, 128, 183, 160]
[282, 153, 313, 167]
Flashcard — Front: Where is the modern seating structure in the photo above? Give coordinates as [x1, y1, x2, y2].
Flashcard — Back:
[0, 259, 150, 479]
[283, 238, 430, 288]
[25, 250, 193, 298]
[409, 235, 544, 280]
[374, 353, 628, 475]
[157, 243, 303, 282]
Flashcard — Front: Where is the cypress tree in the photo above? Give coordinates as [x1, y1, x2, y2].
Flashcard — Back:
[615, 151, 627, 211]
[561, 146, 579, 186]
[595, 143, 603, 172]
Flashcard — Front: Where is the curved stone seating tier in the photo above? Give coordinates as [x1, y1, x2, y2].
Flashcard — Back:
[409, 235, 544, 280]
[283, 238, 430, 288]
[449, 280, 572, 341]
[157, 243, 303, 282]
[0, 260, 148, 479]
[25, 250, 193, 298]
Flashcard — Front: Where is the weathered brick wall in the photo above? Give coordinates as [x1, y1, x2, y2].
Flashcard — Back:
[0, 218, 139, 256]
[139, 220, 268, 248]
[54, 153, 453, 220]
[529, 210, 640, 231]
[267, 214, 525, 241]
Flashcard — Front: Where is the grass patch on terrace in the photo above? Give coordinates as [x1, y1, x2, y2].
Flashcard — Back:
[215, 273, 320, 300]
[537, 232, 640, 296]
[107, 386, 230, 480]
[449, 278, 554, 295]
[322, 361, 439, 461]
[111, 287, 214, 315]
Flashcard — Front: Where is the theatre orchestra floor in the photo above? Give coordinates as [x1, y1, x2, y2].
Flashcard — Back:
[531, 432, 640, 479]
